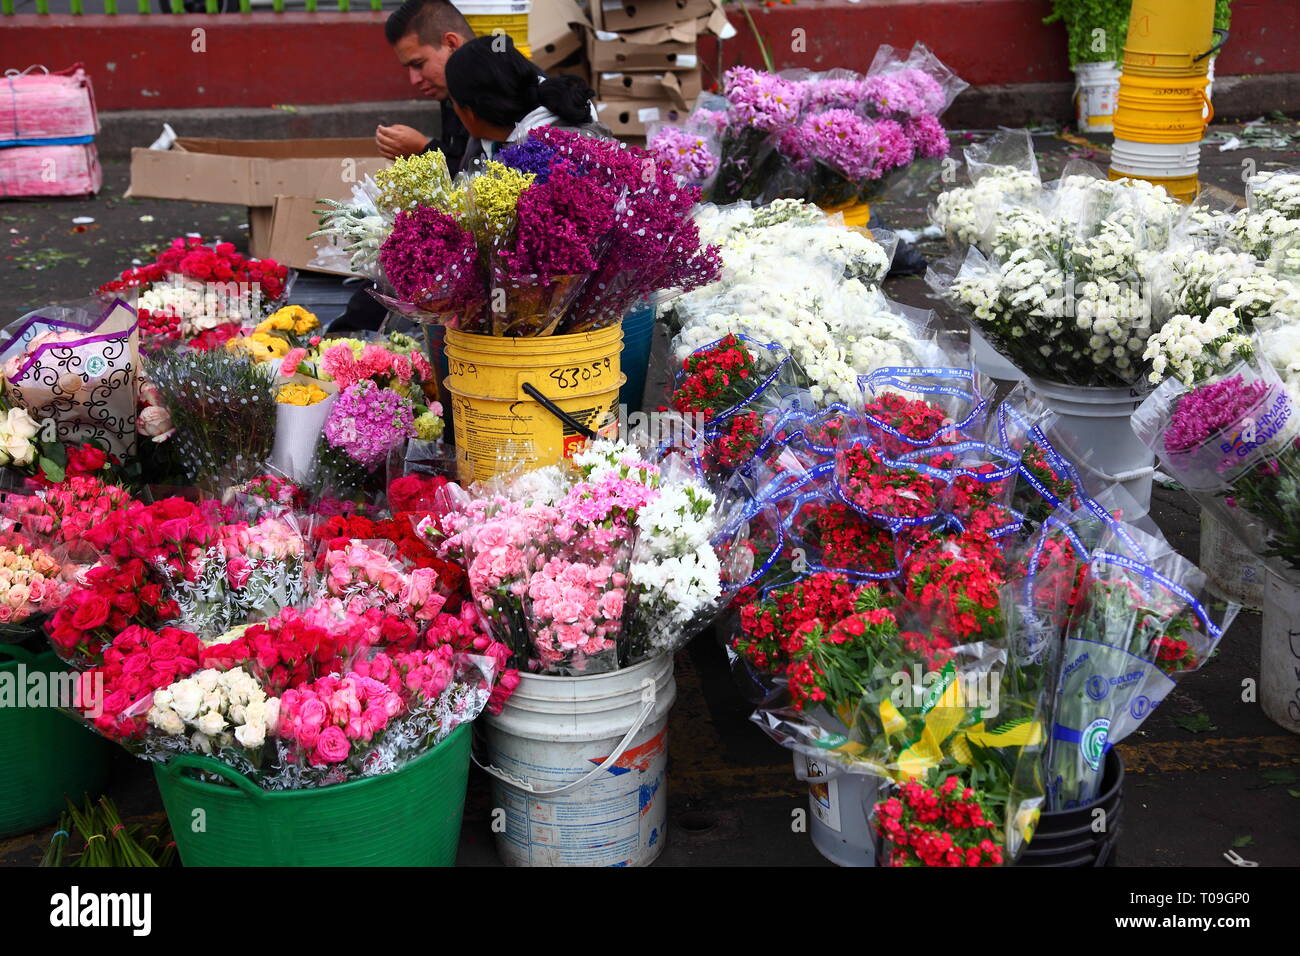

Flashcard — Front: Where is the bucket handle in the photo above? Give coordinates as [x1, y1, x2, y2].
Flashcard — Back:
[473, 676, 657, 798]
[1199, 88, 1215, 125]
[1194, 28, 1229, 62]
[520, 382, 598, 440]
[161, 754, 266, 800]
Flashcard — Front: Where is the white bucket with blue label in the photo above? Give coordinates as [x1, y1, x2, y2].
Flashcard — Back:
[796, 754, 884, 867]
[478, 654, 676, 866]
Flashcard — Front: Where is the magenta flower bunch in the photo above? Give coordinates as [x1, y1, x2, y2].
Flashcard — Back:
[378, 206, 485, 312]
[1164, 375, 1270, 456]
[497, 164, 618, 285]
[860, 69, 945, 119]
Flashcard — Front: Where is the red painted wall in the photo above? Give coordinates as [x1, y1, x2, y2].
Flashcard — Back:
[2, 0, 1294, 111]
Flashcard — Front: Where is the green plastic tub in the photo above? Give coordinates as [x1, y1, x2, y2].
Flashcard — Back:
[0, 644, 113, 838]
[153, 721, 472, 867]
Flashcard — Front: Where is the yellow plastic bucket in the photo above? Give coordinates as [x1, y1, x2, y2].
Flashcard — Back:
[1112, 73, 1212, 143]
[1108, 167, 1199, 205]
[1124, 0, 1213, 57]
[445, 325, 625, 481]
[818, 199, 871, 228]
[465, 13, 530, 56]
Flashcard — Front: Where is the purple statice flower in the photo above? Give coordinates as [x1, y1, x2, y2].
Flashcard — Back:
[799, 77, 869, 112]
[723, 66, 801, 133]
[497, 139, 560, 183]
[379, 206, 485, 306]
[869, 118, 917, 174]
[789, 109, 878, 180]
[1165, 375, 1271, 455]
[647, 127, 720, 185]
[324, 380, 416, 469]
[903, 113, 950, 159]
[498, 166, 617, 284]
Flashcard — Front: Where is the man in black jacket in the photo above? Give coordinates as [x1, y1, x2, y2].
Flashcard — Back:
[336, 0, 475, 332]
[375, 0, 474, 168]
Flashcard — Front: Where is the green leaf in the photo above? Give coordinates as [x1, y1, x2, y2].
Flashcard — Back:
[38, 457, 65, 483]
[1287, 790, 1300, 799]
[1173, 713, 1215, 733]
[1232, 835, 1254, 848]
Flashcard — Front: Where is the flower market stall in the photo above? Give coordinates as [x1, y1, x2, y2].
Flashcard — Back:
[2, 83, 1295, 872]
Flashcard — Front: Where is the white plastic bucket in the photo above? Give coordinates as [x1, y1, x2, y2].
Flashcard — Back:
[457, 0, 530, 12]
[795, 753, 883, 867]
[478, 654, 676, 866]
[1074, 61, 1122, 133]
[1200, 510, 1264, 610]
[1027, 378, 1155, 515]
[972, 328, 1025, 383]
[1111, 137, 1201, 179]
[1261, 569, 1300, 735]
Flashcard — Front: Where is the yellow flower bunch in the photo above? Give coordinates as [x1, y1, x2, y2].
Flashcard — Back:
[257, 305, 319, 337]
[467, 161, 535, 246]
[277, 382, 329, 406]
[375, 150, 457, 214]
[226, 335, 287, 362]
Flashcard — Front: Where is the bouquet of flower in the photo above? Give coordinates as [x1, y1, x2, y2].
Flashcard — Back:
[933, 163, 1191, 386]
[147, 349, 277, 493]
[1133, 358, 1300, 575]
[703, 45, 964, 208]
[308, 336, 441, 499]
[97, 236, 290, 350]
[429, 439, 737, 675]
[317, 130, 722, 337]
[668, 202, 926, 408]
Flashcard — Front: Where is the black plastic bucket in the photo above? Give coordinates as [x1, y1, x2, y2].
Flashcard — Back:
[1019, 749, 1125, 867]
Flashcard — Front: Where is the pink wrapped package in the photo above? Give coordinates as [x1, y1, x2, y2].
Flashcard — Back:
[0, 143, 102, 198]
[0, 64, 99, 143]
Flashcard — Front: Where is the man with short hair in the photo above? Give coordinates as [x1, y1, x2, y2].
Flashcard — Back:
[375, 0, 475, 167]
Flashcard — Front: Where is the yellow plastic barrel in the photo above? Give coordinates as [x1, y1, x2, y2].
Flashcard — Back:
[1112, 73, 1213, 143]
[465, 13, 530, 58]
[445, 325, 625, 481]
[1108, 167, 1199, 205]
[1121, 0, 1214, 75]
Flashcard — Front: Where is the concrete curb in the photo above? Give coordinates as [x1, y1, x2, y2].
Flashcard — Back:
[93, 75, 1300, 158]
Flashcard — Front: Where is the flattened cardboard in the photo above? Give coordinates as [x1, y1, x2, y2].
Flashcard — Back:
[126, 137, 386, 207]
[593, 0, 717, 32]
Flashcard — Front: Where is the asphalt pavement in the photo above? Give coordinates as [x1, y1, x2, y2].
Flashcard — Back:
[1, 123, 1298, 867]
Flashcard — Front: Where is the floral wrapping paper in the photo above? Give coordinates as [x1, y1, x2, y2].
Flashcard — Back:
[0, 297, 139, 460]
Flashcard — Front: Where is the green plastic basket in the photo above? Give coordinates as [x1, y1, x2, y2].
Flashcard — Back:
[153, 720, 472, 867]
[0, 644, 113, 838]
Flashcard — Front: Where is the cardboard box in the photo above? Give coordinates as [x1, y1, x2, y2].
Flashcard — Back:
[529, 0, 591, 70]
[587, 21, 700, 73]
[127, 137, 387, 207]
[593, 0, 717, 33]
[549, 49, 594, 87]
[128, 137, 390, 273]
[596, 69, 700, 110]
[595, 98, 688, 138]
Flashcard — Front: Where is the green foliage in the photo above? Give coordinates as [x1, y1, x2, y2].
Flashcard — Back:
[1043, 0, 1131, 66]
